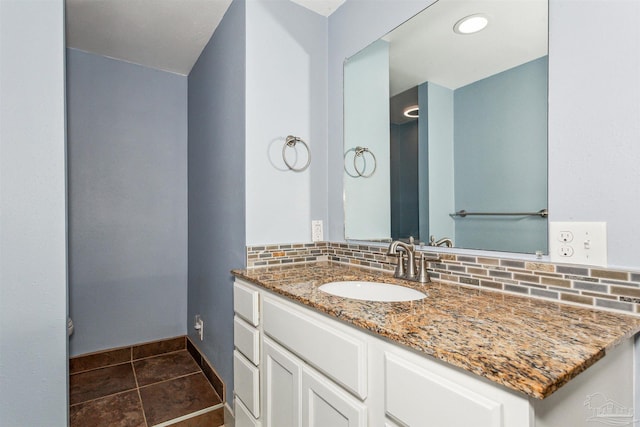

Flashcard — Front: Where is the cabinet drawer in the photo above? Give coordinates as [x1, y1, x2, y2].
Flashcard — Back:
[235, 396, 261, 427]
[262, 295, 367, 399]
[385, 352, 502, 427]
[234, 350, 260, 418]
[234, 316, 260, 365]
[234, 280, 259, 326]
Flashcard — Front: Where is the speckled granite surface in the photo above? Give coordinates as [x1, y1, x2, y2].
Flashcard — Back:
[232, 262, 640, 400]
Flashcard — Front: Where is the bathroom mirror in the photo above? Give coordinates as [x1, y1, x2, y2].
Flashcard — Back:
[343, 0, 548, 254]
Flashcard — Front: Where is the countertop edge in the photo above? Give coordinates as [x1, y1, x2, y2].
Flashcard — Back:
[231, 264, 640, 400]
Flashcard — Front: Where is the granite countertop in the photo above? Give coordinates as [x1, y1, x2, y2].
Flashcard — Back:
[232, 261, 640, 400]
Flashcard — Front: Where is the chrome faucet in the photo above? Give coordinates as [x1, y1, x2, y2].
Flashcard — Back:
[388, 239, 417, 279]
[429, 235, 453, 248]
[387, 237, 431, 283]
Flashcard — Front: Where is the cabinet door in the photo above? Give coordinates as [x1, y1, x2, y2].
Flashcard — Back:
[302, 368, 367, 427]
[263, 337, 302, 427]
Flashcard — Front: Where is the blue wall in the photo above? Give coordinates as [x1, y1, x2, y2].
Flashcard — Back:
[424, 81, 455, 242]
[344, 40, 391, 240]
[0, 0, 68, 424]
[454, 57, 548, 253]
[67, 49, 188, 356]
[390, 120, 420, 239]
[187, 0, 246, 405]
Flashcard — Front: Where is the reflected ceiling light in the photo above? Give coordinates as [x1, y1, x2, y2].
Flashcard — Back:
[403, 105, 419, 118]
[453, 14, 489, 35]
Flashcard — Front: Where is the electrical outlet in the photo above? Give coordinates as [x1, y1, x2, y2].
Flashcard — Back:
[559, 246, 574, 257]
[549, 222, 607, 266]
[558, 231, 573, 243]
[194, 314, 204, 341]
[311, 220, 324, 242]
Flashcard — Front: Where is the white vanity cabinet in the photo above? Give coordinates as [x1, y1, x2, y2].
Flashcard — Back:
[233, 278, 635, 427]
[261, 291, 368, 427]
[263, 336, 367, 427]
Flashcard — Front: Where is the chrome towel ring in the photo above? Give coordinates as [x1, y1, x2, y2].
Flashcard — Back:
[344, 146, 377, 178]
[282, 135, 311, 172]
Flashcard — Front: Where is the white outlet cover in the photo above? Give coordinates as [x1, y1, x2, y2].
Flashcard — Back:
[311, 220, 324, 242]
[549, 222, 607, 267]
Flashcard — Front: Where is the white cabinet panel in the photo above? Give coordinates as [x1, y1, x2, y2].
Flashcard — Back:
[234, 280, 260, 326]
[235, 315, 260, 365]
[262, 295, 367, 399]
[302, 367, 367, 427]
[234, 350, 260, 418]
[235, 396, 261, 427]
[385, 352, 502, 427]
[263, 337, 302, 427]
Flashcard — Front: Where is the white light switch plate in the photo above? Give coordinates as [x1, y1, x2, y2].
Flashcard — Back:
[549, 222, 607, 267]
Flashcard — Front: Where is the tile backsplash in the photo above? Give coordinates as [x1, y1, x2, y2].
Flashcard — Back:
[246, 242, 640, 315]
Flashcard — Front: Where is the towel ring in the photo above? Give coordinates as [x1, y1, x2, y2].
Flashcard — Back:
[343, 147, 361, 178]
[353, 146, 377, 178]
[282, 135, 311, 172]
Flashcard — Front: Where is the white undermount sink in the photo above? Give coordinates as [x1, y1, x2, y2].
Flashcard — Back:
[318, 281, 426, 302]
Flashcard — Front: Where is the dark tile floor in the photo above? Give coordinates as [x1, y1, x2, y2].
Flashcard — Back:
[69, 350, 224, 427]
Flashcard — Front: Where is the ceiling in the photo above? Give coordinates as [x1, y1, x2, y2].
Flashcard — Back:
[385, 0, 548, 95]
[65, 0, 346, 76]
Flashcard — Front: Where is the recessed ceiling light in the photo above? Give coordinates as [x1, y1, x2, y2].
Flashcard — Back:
[403, 105, 419, 118]
[454, 14, 489, 35]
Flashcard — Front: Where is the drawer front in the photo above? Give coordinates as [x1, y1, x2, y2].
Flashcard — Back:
[262, 295, 367, 399]
[235, 396, 262, 427]
[234, 316, 260, 365]
[234, 280, 259, 326]
[385, 352, 502, 427]
[234, 350, 260, 418]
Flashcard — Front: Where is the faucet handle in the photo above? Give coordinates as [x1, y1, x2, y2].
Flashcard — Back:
[417, 253, 431, 284]
[394, 252, 405, 278]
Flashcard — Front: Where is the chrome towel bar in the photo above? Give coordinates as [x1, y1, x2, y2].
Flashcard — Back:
[450, 209, 548, 218]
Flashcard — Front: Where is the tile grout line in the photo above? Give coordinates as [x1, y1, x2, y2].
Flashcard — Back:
[70, 361, 129, 376]
[132, 348, 190, 363]
[69, 387, 139, 408]
[131, 360, 150, 427]
[137, 370, 204, 391]
[72, 348, 189, 376]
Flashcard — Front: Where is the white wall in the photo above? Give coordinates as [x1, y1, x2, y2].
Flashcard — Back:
[0, 0, 68, 424]
[245, 0, 328, 245]
[548, 0, 640, 270]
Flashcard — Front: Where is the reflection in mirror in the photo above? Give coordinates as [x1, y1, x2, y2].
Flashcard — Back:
[344, 0, 548, 254]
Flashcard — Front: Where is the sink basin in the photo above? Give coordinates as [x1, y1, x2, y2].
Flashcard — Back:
[318, 281, 426, 302]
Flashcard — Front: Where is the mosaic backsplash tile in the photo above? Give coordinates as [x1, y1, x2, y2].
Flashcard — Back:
[245, 242, 640, 315]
